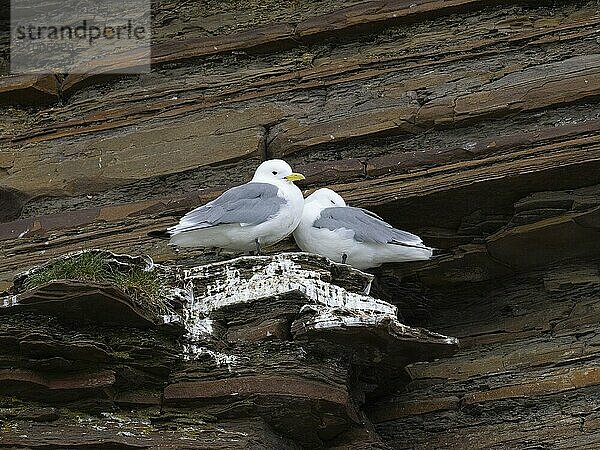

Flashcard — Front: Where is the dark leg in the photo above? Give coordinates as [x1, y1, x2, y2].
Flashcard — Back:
[255, 238, 262, 256]
[341, 253, 348, 264]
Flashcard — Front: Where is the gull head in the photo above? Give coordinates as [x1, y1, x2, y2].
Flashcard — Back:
[252, 159, 305, 184]
[305, 188, 347, 208]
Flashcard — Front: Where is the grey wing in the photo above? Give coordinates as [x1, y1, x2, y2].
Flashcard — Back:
[313, 206, 425, 246]
[169, 182, 285, 233]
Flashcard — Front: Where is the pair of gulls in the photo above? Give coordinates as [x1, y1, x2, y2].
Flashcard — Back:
[159, 160, 432, 270]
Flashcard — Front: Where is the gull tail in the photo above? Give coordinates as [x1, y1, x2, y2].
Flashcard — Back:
[148, 229, 171, 240]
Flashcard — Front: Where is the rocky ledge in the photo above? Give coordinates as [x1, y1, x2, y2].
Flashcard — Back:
[0, 250, 458, 448]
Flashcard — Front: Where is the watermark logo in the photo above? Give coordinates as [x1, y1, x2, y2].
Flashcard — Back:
[10, 0, 151, 74]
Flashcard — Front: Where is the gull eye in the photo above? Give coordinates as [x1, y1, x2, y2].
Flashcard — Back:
[272, 171, 278, 175]
[330, 200, 336, 205]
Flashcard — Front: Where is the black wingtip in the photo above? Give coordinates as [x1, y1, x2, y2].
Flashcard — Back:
[147, 230, 171, 240]
[432, 248, 453, 257]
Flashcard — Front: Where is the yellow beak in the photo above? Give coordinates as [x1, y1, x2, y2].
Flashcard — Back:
[284, 173, 306, 182]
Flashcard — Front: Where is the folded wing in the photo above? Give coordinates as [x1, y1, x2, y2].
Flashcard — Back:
[313, 206, 425, 247]
[169, 182, 285, 234]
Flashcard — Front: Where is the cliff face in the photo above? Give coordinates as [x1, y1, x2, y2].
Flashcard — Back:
[0, 251, 458, 448]
[1, 0, 600, 448]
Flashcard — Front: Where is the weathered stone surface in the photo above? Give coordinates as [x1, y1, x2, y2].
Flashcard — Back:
[0, 186, 28, 222]
[370, 256, 600, 449]
[2, 281, 159, 328]
[0, 369, 116, 401]
[0, 75, 59, 105]
[0, 416, 301, 449]
[2, 0, 599, 219]
[1, 107, 274, 198]
[2, 0, 600, 447]
[0, 251, 457, 448]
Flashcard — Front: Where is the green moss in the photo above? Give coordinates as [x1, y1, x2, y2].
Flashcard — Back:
[111, 268, 167, 312]
[25, 252, 109, 288]
[0, 421, 16, 434]
[23, 252, 169, 315]
[111, 351, 131, 360]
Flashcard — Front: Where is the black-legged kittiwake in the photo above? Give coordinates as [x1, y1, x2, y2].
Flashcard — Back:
[151, 160, 305, 254]
[293, 188, 433, 269]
